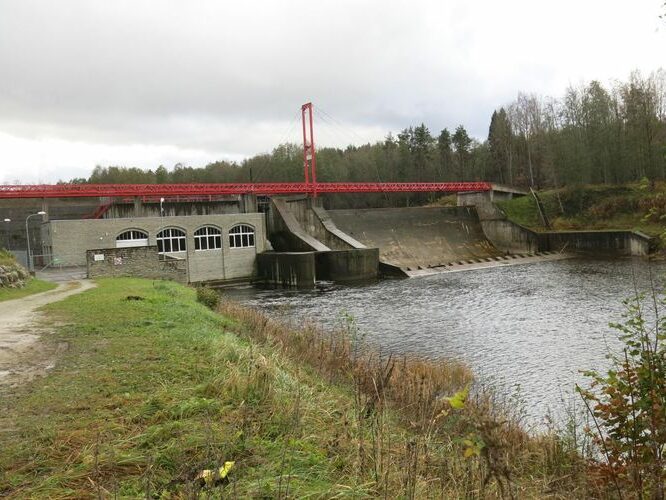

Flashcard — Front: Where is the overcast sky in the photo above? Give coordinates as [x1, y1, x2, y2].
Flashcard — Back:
[0, 0, 664, 183]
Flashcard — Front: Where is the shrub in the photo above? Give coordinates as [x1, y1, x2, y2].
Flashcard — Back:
[586, 196, 635, 219]
[196, 286, 219, 310]
[577, 292, 665, 498]
[639, 194, 666, 222]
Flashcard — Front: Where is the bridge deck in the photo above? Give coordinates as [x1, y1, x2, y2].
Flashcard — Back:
[0, 182, 492, 199]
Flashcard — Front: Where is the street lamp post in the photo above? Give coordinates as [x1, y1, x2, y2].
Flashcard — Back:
[3, 218, 10, 251]
[25, 211, 46, 273]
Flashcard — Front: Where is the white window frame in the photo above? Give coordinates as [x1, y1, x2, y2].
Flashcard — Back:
[194, 226, 222, 251]
[116, 229, 148, 248]
[229, 224, 255, 249]
[156, 228, 187, 254]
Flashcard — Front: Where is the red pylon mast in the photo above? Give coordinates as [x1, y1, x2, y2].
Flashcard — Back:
[301, 102, 317, 196]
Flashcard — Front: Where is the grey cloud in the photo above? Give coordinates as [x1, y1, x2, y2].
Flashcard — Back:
[0, 0, 664, 180]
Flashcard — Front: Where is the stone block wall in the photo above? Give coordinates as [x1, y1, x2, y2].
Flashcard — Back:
[86, 246, 187, 282]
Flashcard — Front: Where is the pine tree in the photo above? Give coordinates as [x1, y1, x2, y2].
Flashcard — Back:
[437, 129, 453, 180]
[488, 108, 512, 184]
[452, 125, 472, 180]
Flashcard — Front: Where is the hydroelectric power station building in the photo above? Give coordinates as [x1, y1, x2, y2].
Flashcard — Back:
[42, 211, 267, 284]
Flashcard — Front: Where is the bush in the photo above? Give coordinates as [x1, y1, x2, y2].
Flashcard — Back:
[577, 292, 665, 498]
[586, 196, 635, 218]
[196, 286, 219, 310]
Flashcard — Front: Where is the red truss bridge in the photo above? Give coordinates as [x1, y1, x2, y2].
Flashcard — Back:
[0, 182, 492, 199]
[0, 104, 499, 200]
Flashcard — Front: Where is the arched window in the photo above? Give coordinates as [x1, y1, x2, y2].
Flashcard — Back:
[194, 226, 222, 251]
[157, 228, 186, 253]
[116, 229, 148, 248]
[229, 224, 255, 249]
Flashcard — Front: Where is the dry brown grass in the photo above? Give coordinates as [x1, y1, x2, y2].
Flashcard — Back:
[218, 298, 591, 498]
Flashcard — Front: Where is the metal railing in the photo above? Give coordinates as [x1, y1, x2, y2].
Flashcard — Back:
[29, 253, 84, 272]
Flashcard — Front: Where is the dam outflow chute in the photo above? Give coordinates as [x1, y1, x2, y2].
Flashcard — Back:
[327, 206, 504, 275]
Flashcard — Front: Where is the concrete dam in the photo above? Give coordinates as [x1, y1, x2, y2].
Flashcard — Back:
[258, 190, 653, 286]
[260, 195, 540, 285]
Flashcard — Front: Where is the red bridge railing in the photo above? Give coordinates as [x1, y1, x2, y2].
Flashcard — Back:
[0, 182, 492, 199]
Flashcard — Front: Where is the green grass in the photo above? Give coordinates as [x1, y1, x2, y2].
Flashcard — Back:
[497, 182, 666, 239]
[0, 248, 17, 266]
[497, 194, 542, 228]
[0, 278, 57, 302]
[0, 279, 411, 498]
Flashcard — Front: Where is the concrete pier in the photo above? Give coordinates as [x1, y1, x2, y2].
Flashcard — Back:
[256, 252, 316, 288]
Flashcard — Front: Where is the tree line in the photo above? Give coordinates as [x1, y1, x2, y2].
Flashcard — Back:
[73, 69, 666, 204]
[489, 69, 666, 187]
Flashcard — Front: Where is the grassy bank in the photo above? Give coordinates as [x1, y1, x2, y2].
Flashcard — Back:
[0, 248, 56, 301]
[0, 278, 57, 302]
[497, 182, 666, 240]
[0, 278, 587, 498]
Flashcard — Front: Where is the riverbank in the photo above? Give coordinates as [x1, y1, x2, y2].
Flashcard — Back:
[497, 182, 666, 242]
[0, 278, 588, 498]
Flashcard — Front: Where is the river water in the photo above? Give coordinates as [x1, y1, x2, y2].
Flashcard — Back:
[224, 258, 664, 429]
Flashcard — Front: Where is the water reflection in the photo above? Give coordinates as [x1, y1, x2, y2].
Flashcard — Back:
[224, 257, 665, 427]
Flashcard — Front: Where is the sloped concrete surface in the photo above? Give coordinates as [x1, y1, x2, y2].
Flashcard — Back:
[328, 206, 503, 271]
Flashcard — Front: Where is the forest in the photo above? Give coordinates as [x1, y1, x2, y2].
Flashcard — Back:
[71, 69, 666, 206]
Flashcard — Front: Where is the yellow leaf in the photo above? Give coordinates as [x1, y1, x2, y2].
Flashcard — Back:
[446, 386, 469, 410]
[219, 461, 234, 479]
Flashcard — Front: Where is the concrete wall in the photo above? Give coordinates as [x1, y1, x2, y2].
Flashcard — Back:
[106, 199, 242, 219]
[311, 206, 368, 250]
[458, 189, 517, 207]
[45, 213, 266, 283]
[480, 219, 541, 254]
[280, 196, 367, 251]
[256, 252, 316, 288]
[315, 248, 379, 281]
[464, 193, 653, 256]
[267, 198, 329, 252]
[0, 198, 98, 255]
[264, 197, 379, 282]
[538, 230, 651, 256]
[86, 246, 187, 282]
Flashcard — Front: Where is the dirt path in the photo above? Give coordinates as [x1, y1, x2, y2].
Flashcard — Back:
[0, 280, 96, 388]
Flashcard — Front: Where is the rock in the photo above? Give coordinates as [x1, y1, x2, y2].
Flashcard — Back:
[0, 261, 30, 290]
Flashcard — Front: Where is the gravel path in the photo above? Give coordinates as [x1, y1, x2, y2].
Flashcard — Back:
[0, 280, 95, 388]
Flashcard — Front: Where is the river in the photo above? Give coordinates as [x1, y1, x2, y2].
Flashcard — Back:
[224, 257, 664, 429]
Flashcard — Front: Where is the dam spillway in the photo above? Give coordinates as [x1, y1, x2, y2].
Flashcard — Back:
[262, 196, 572, 285]
[327, 206, 504, 272]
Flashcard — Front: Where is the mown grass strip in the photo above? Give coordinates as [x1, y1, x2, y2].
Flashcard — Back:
[0, 278, 57, 302]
